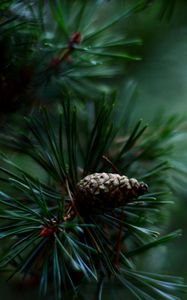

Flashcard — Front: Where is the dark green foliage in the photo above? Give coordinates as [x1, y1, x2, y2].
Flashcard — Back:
[0, 1, 186, 300]
[0, 97, 186, 299]
[0, 0, 144, 117]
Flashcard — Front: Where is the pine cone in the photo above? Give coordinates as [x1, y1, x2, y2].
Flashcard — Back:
[76, 173, 148, 214]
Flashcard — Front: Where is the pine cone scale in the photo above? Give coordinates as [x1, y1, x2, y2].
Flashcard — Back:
[76, 173, 148, 214]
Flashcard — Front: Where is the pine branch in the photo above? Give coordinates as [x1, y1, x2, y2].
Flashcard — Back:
[0, 95, 186, 299]
[0, 1, 186, 299]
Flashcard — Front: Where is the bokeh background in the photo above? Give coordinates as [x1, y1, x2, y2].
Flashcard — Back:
[122, 0, 187, 292]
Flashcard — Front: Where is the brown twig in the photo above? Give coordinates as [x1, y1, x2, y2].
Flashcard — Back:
[49, 32, 82, 69]
[63, 178, 77, 221]
[102, 155, 120, 174]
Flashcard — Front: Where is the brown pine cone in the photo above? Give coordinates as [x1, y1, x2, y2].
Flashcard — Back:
[76, 173, 148, 214]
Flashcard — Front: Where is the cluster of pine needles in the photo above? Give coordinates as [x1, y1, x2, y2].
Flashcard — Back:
[0, 1, 186, 299]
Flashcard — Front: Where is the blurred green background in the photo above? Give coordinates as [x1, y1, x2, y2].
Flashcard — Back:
[122, 0, 187, 292]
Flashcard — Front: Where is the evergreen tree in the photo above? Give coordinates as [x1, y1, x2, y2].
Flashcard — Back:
[0, 1, 186, 299]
